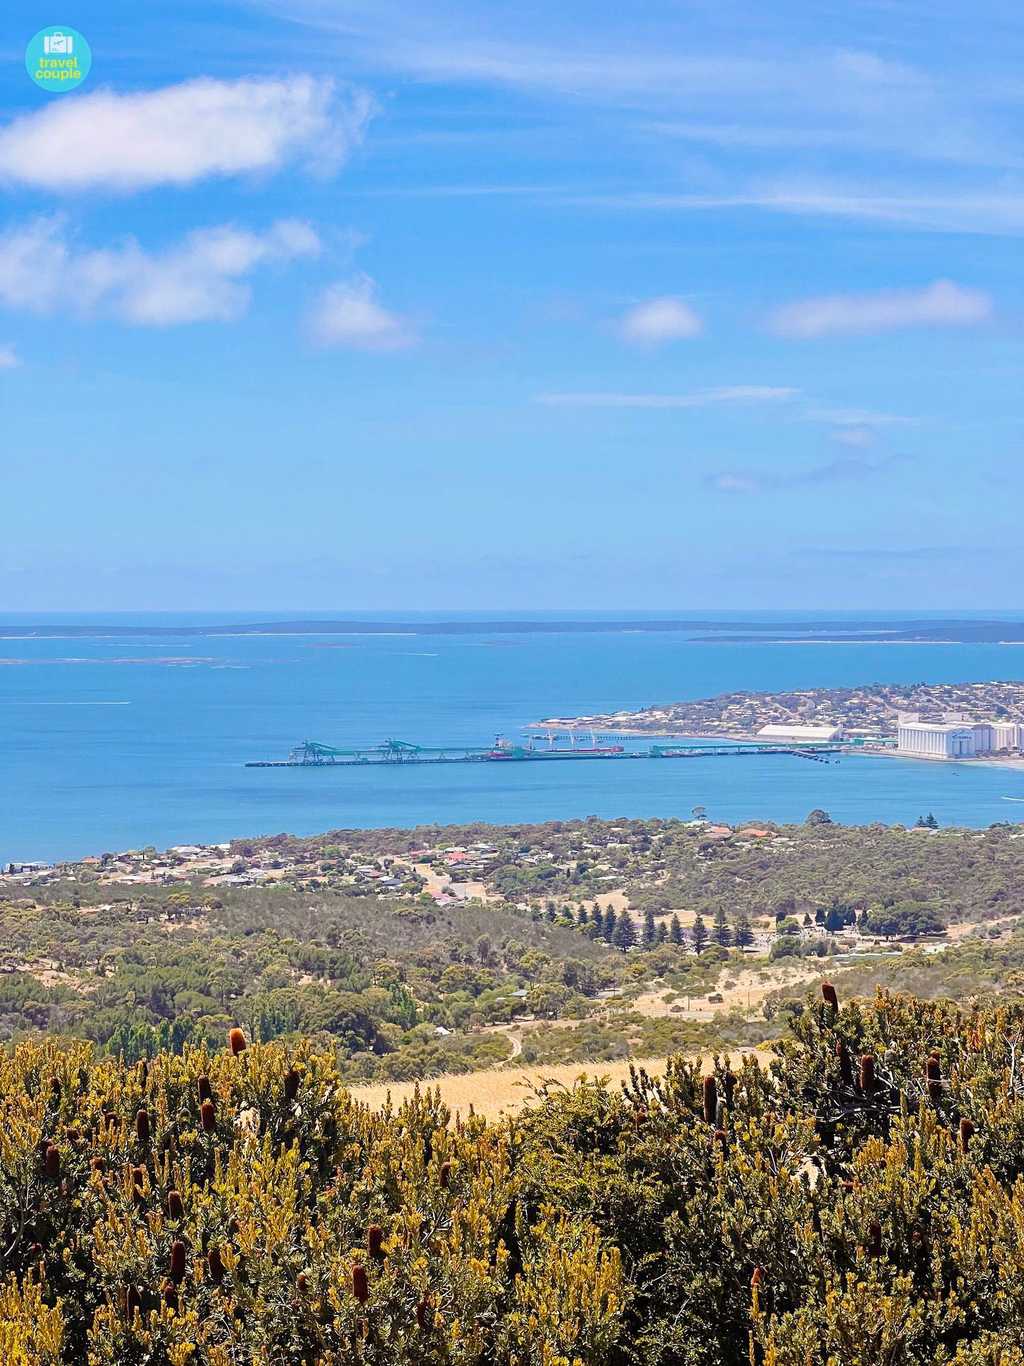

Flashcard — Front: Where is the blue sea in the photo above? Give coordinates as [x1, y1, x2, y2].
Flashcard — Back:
[4, 610, 1024, 864]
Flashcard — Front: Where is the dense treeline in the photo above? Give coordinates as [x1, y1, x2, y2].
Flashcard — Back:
[7, 990, 1024, 1362]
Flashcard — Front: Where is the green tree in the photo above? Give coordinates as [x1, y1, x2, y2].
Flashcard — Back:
[711, 907, 732, 948]
[601, 906, 616, 942]
[690, 915, 709, 954]
[669, 914, 684, 946]
[642, 907, 656, 949]
[613, 909, 637, 952]
[734, 912, 754, 948]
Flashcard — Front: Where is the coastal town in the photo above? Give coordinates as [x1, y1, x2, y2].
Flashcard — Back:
[541, 680, 1024, 761]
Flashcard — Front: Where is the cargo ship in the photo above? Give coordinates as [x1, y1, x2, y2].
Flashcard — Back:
[487, 733, 625, 760]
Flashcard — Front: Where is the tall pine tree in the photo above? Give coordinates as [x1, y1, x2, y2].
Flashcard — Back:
[669, 914, 684, 946]
[691, 915, 709, 954]
[711, 906, 732, 948]
[642, 907, 656, 949]
[613, 909, 637, 951]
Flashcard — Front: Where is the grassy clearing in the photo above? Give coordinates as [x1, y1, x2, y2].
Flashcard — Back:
[347, 1046, 775, 1119]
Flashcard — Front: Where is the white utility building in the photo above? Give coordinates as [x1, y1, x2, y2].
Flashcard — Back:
[757, 723, 843, 742]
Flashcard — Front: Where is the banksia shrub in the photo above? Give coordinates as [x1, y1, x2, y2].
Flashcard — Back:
[200, 1099, 216, 1133]
[859, 1054, 877, 1094]
[228, 1027, 247, 1056]
[45, 1144, 60, 1180]
[135, 1108, 150, 1144]
[367, 1225, 385, 1260]
[821, 982, 839, 1011]
[170, 1239, 187, 1284]
[167, 1189, 184, 1221]
[960, 1117, 975, 1152]
[352, 1264, 369, 1305]
[703, 1075, 718, 1124]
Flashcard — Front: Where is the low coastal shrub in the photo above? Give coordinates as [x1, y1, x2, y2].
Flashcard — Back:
[5, 990, 1024, 1361]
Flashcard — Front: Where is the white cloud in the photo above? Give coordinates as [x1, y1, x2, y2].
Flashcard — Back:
[620, 295, 703, 344]
[0, 344, 18, 369]
[0, 217, 320, 325]
[768, 280, 993, 338]
[309, 275, 416, 351]
[537, 386, 798, 408]
[0, 76, 374, 193]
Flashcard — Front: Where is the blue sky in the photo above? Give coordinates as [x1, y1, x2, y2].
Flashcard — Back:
[1, 0, 1021, 610]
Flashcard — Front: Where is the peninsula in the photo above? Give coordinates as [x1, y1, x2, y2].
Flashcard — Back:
[540, 679, 1024, 756]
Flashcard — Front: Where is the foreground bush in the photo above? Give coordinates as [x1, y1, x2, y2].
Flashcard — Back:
[6, 989, 1024, 1362]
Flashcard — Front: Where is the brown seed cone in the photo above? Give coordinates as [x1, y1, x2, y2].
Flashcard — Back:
[821, 982, 839, 1010]
[352, 1263, 369, 1304]
[136, 1109, 151, 1144]
[200, 1099, 216, 1133]
[197, 1075, 213, 1102]
[167, 1189, 184, 1221]
[859, 1055, 876, 1094]
[439, 1161, 452, 1190]
[416, 1296, 430, 1330]
[208, 1246, 225, 1284]
[228, 1027, 247, 1056]
[284, 1068, 300, 1101]
[702, 1075, 718, 1124]
[960, 1117, 975, 1151]
[367, 1225, 385, 1260]
[170, 1240, 187, 1284]
[44, 1145, 60, 1180]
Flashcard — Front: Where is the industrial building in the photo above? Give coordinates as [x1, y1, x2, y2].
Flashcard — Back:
[897, 718, 1024, 758]
[756, 723, 843, 742]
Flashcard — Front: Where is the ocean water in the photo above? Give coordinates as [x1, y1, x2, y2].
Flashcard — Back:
[3, 610, 1024, 863]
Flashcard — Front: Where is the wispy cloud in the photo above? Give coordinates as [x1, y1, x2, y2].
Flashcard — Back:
[618, 295, 703, 344]
[0, 77, 374, 193]
[707, 453, 906, 495]
[308, 274, 417, 351]
[537, 386, 799, 409]
[0, 217, 320, 325]
[769, 279, 993, 338]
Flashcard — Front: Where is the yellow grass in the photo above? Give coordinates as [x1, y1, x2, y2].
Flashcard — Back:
[346, 1048, 774, 1121]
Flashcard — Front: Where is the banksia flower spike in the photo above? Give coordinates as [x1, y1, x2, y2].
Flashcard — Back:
[44, 1145, 60, 1180]
[208, 1246, 224, 1284]
[200, 1099, 216, 1133]
[703, 1075, 718, 1124]
[228, 1027, 247, 1057]
[197, 1075, 212, 1102]
[297, 1272, 308, 1295]
[136, 1109, 150, 1144]
[859, 1055, 876, 1094]
[367, 1225, 385, 1260]
[750, 1266, 764, 1315]
[167, 1189, 184, 1221]
[960, 1117, 975, 1152]
[352, 1264, 369, 1304]
[821, 982, 839, 1011]
[170, 1239, 187, 1284]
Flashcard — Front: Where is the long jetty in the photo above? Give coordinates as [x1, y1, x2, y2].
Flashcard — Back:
[246, 738, 843, 768]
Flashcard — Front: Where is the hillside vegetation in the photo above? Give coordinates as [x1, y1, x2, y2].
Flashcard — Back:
[5, 990, 1024, 1362]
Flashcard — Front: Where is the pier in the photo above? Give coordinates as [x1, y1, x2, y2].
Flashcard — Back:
[246, 736, 843, 767]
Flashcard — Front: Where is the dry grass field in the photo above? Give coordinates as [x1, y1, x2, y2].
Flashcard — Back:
[347, 1047, 775, 1120]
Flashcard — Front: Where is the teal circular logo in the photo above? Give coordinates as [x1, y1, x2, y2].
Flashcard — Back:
[26, 26, 91, 93]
